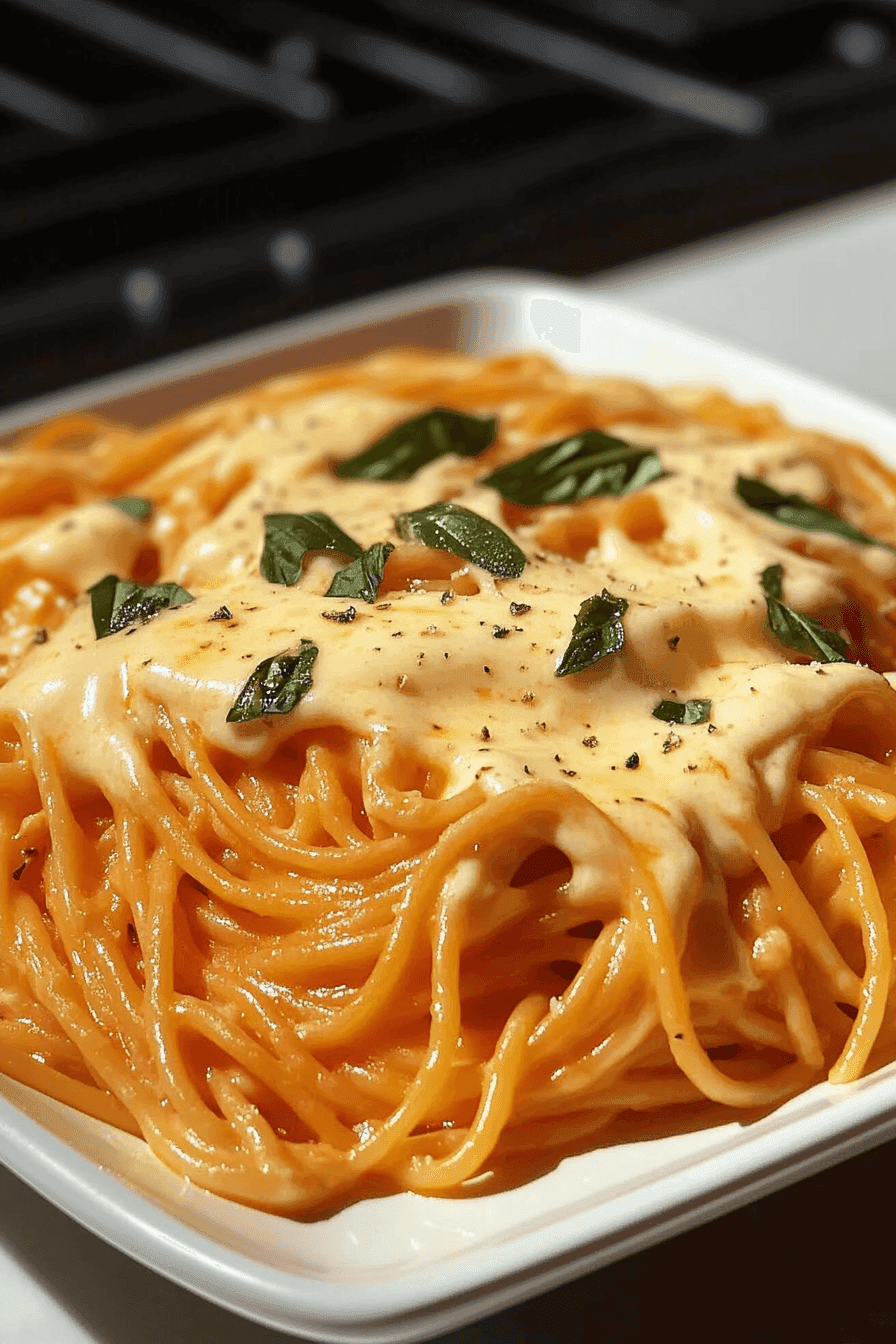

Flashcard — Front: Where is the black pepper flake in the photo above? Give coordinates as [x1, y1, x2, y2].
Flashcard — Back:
[440, 591, 454, 605]
[33, 628, 48, 645]
[492, 626, 511, 639]
[480, 726, 491, 740]
[11, 859, 27, 881]
[625, 752, 640, 770]
[707, 723, 717, 734]
[554, 753, 562, 762]
[509, 602, 531, 616]
[74, 644, 82, 650]
[521, 691, 535, 704]
[321, 606, 357, 624]
[695, 575, 705, 588]
[561, 769, 577, 777]
[667, 635, 680, 650]
[209, 606, 232, 621]
[524, 765, 532, 775]
[536, 722, 547, 732]
[674, 1033, 684, 1041]
[376, 602, 392, 611]
[392, 631, 404, 638]
[483, 665, 491, 674]
[582, 735, 599, 748]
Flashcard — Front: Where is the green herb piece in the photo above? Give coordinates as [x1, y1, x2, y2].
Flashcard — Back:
[89, 574, 194, 639]
[226, 642, 318, 722]
[760, 563, 850, 663]
[652, 698, 712, 725]
[395, 502, 525, 578]
[110, 496, 153, 521]
[261, 512, 361, 586]
[555, 590, 628, 677]
[736, 475, 892, 549]
[335, 408, 497, 482]
[480, 429, 664, 506]
[325, 542, 394, 603]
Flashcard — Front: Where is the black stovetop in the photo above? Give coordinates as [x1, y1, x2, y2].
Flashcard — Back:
[3, 0, 896, 405]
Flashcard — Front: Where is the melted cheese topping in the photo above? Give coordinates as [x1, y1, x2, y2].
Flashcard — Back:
[4, 386, 895, 908]
[4, 351, 896, 1212]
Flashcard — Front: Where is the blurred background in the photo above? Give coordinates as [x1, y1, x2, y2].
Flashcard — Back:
[5, 0, 896, 406]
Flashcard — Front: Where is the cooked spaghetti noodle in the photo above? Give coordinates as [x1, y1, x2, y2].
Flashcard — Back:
[1, 350, 896, 1213]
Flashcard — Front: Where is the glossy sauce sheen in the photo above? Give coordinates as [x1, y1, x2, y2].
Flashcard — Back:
[4, 387, 896, 917]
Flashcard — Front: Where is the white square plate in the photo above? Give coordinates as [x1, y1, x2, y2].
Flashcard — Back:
[3, 272, 896, 1343]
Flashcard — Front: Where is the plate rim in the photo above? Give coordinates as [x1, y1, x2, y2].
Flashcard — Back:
[3, 268, 896, 1341]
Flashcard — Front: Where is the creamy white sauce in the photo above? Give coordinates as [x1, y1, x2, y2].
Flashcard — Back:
[3, 388, 895, 919]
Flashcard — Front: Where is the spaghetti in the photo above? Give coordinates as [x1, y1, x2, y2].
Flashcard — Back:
[0, 350, 895, 1213]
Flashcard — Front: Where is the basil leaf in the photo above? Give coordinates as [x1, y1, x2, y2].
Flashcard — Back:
[395, 502, 525, 578]
[261, 512, 361, 586]
[555, 589, 628, 677]
[226, 642, 318, 723]
[652, 698, 711, 725]
[737, 476, 891, 549]
[335, 408, 497, 482]
[110, 496, 152, 521]
[760, 563, 850, 663]
[480, 430, 664, 506]
[326, 542, 394, 603]
[89, 574, 194, 639]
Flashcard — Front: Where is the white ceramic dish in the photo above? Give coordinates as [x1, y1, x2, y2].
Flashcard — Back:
[3, 273, 896, 1344]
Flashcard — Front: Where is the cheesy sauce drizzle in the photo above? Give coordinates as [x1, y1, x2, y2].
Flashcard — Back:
[1, 350, 896, 1213]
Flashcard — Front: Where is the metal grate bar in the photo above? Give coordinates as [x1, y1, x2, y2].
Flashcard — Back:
[7, 0, 334, 121]
[386, 0, 769, 134]
[0, 63, 97, 136]
[297, 20, 488, 106]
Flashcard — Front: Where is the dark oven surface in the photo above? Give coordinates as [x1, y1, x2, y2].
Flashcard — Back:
[3, 0, 896, 405]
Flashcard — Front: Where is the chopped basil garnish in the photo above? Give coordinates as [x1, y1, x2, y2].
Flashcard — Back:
[261, 512, 361, 586]
[89, 574, 194, 639]
[110, 496, 153, 521]
[760, 563, 850, 663]
[226, 642, 318, 722]
[737, 475, 892, 549]
[652, 698, 711, 725]
[335, 408, 497, 482]
[480, 430, 664, 506]
[395, 502, 525, 578]
[555, 589, 628, 677]
[326, 542, 394, 603]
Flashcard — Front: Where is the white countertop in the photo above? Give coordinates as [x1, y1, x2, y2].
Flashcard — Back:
[4, 180, 896, 1343]
[591, 178, 896, 414]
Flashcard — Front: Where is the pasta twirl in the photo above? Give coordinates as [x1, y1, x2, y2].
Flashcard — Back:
[1, 350, 896, 1213]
